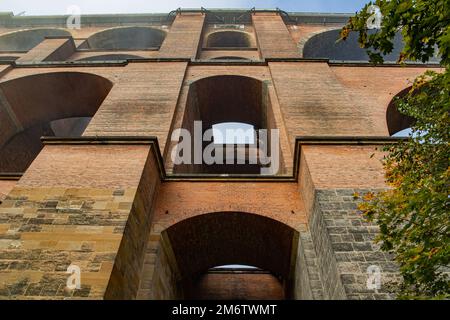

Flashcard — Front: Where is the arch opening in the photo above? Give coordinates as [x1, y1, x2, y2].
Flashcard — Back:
[0, 72, 113, 173]
[151, 212, 298, 300]
[173, 75, 281, 175]
[387, 87, 415, 136]
[0, 28, 71, 52]
[79, 27, 166, 50]
[206, 31, 252, 48]
[302, 29, 440, 62]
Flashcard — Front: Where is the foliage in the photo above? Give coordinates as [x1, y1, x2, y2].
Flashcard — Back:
[342, 1, 450, 299]
[341, 0, 450, 65]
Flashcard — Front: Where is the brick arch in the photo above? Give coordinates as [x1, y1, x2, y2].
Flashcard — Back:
[188, 71, 269, 84]
[206, 30, 253, 48]
[297, 26, 340, 57]
[302, 28, 406, 62]
[210, 56, 251, 60]
[386, 86, 415, 136]
[154, 211, 299, 299]
[0, 72, 113, 172]
[174, 75, 274, 174]
[79, 26, 167, 50]
[0, 28, 71, 51]
[75, 54, 145, 61]
[185, 75, 266, 129]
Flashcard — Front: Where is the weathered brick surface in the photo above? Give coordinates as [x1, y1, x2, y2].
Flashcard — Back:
[0, 181, 16, 202]
[330, 66, 436, 135]
[252, 13, 301, 59]
[269, 62, 375, 141]
[187, 272, 285, 300]
[152, 182, 307, 229]
[17, 38, 75, 63]
[83, 63, 188, 154]
[301, 145, 387, 190]
[158, 14, 205, 59]
[18, 145, 149, 189]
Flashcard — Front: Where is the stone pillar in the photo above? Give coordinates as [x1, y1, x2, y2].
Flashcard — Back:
[298, 141, 401, 300]
[0, 138, 161, 299]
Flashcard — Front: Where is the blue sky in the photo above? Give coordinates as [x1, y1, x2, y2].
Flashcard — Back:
[0, 0, 369, 15]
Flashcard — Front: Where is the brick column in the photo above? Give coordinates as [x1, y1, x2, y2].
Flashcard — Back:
[83, 62, 188, 155]
[252, 13, 301, 59]
[158, 13, 205, 59]
[16, 37, 76, 63]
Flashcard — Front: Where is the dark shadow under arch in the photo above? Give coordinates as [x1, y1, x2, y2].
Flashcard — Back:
[206, 31, 252, 48]
[211, 56, 251, 60]
[387, 87, 415, 136]
[164, 211, 298, 299]
[76, 54, 145, 61]
[79, 26, 166, 50]
[0, 28, 71, 51]
[0, 56, 19, 62]
[0, 72, 113, 172]
[174, 75, 274, 174]
[304, 29, 406, 62]
[184, 75, 266, 131]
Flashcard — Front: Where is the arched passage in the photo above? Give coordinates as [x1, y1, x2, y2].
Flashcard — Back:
[206, 31, 252, 48]
[387, 87, 415, 136]
[79, 26, 166, 50]
[148, 212, 299, 300]
[0, 72, 113, 172]
[0, 28, 71, 51]
[303, 29, 406, 62]
[173, 75, 281, 175]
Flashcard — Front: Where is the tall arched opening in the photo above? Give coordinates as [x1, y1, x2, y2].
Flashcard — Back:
[139, 212, 301, 300]
[0, 72, 113, 173]
[172, 75, 282, 175]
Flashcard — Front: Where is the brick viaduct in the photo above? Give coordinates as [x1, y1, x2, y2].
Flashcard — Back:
[0, 9, 440, 300]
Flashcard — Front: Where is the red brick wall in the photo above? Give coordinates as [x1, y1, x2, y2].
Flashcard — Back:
[187, 272, 285, 300]
[253, 13, 300, 59]
[159, 14, 205, 59]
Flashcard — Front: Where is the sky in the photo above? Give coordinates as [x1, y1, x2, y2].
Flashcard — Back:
[0, 0, 369, 15]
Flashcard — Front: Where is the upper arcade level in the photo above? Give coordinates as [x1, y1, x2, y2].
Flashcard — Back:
[0, 8, 441, 65]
